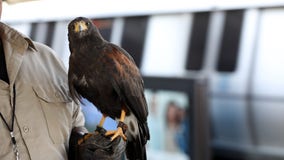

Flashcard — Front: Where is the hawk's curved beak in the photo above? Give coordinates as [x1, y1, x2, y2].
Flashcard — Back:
[74, 21, 88, 32]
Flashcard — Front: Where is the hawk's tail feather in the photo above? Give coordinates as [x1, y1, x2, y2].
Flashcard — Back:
[126, 122, 149, 160]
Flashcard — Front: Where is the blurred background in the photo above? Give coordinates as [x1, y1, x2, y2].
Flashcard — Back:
[3, 0, 284, 159]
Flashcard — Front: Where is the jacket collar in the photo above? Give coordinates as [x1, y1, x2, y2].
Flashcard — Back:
[0, 22, 37, 53]
[0, 22, 38, 86]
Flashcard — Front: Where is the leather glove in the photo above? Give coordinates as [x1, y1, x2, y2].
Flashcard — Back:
[69, 126, 126, 160]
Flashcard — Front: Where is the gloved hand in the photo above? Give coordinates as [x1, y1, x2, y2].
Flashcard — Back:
[69, 126, 126, 160]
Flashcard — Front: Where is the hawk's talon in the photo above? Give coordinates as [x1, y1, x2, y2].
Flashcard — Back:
[105, 127, 127, 141]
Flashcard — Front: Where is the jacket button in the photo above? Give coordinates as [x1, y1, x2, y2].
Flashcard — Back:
[55, 91, 60, 98]
[23, 126, 30, 133]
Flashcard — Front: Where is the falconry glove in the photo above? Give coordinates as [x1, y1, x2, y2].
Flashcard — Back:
[69, 126, 126, 160]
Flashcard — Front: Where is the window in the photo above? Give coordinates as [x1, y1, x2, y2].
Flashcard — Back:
[143, 76, 210, 160]
[92, 19, 113, 41]
[30, 21, 56, 47]
[121, 16, 148, 68]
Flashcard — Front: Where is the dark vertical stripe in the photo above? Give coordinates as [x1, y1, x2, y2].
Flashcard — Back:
[121, 16, 148, 68]
[29, 23, 38, 40]
[0, 39, 9, 83]
[45, 21, 56, 47]
[186, 12, 210, 70]
[216, 10, 244, 72]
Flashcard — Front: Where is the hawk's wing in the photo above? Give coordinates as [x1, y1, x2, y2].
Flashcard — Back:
[108, 43, 148, 123]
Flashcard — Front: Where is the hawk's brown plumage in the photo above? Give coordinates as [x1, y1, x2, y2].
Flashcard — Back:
[67, 17, 150, 160]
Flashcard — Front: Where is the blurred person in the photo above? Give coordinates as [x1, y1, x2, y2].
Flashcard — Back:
[175, 107, 190, 156]
[164, 101, 184, 152]
[0, 0, 124, 159]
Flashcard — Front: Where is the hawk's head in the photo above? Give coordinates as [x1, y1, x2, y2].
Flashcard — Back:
[68, 17, 96, 38]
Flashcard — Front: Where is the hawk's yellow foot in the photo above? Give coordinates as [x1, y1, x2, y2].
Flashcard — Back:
[105, 126, 127, 141]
